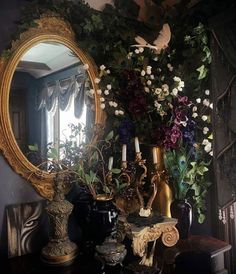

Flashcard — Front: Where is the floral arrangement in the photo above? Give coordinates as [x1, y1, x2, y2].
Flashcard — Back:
[86, 25, 213, 222]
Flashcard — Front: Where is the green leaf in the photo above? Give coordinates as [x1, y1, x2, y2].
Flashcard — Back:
[196, 65, 208, 80]
[105, 130, 114, 141]
[28, 144, 39, 152]
[198, 213, 205, 224]
[85, 173, 91, 184]
[47, 147, 59, 160]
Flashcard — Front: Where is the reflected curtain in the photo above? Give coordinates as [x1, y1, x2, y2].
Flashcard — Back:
[37, 72, 87, 119]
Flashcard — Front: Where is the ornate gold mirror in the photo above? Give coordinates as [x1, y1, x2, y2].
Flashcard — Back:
[0, 15, 103, 199]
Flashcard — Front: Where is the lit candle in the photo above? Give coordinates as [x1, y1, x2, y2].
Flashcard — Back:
[122, 144, 127, 162]
[134, 137, 140, 153]
[152, 147, 157, 164]
[108, 156, 113, 171]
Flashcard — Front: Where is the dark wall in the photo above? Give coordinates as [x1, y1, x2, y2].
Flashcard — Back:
[0, 0, 42, 256]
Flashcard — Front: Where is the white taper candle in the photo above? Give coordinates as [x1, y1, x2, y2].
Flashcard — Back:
[108, 156, 113, 171]
[122, 144, 127, 162]
[134, 137, 140, 153]
[152, 147, 158, 164]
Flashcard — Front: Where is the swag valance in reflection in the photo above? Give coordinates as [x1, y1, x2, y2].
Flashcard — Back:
[37, 71, 89, 119]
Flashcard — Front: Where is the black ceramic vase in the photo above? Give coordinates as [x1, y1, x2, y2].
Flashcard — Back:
[170, 199, 192, 239]
[90, 194, 118, 244]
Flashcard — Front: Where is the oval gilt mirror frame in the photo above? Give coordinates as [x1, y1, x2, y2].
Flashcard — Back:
[0, 15, 104, 199]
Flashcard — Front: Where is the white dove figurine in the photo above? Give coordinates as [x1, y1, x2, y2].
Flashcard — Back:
[132, 23, 171, 54]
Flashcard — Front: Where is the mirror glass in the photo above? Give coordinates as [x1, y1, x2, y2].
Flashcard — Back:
[9, 42, 95, 168]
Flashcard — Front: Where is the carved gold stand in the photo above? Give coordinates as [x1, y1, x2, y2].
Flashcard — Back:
[41, 173, 78, 265]
[117, 216, 179, 267]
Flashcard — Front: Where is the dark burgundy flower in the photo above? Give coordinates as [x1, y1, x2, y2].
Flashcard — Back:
[174, 107, 188, 125]
[178, 95, 190, 105]
[170, 124, 182, 144]
[128, 95, 147, 116]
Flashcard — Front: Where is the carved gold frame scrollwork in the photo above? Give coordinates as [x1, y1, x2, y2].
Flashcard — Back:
[0, 15, 104, 199]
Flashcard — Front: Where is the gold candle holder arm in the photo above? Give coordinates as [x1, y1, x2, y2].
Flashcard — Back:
[118, 161, 131, 185]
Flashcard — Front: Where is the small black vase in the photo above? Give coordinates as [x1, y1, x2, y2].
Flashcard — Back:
[90, 194, 118, 244]
[170, 199, 192, 239]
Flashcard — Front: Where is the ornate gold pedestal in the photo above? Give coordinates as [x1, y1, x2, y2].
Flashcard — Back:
[117, 216, 179, 267]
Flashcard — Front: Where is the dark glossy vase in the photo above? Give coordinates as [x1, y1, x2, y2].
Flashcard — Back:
[90, 194, 118, 244]
[170, 199, 192, 239]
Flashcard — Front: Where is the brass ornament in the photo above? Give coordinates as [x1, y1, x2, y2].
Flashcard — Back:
[41, 172, 78, 265]
[0, 14, 104, 199]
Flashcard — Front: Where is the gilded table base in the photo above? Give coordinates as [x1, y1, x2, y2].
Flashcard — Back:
[117, 216, 179, 267]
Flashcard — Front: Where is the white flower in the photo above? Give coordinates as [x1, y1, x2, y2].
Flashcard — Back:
[154, 101, 161, 109]
[203, 99, 210, 107]
[139, 47, 144, 53]
[115, 110, 119, 115]
[155, 88, 162, 95]
[100, 103, 105, 109]
[201, 115, 208, 121]
[135, 49, 140, 54]
[204, 142, 212, 153]
[202, 139, 209, 145]
[181, 121, 187, 127]
[104, 90, 109, 95]
[100, 65, 106, 70]
[146, 66, 152, 74]
[147, 80, 152, 86]
[203, 127, 209, 134]
[95, 78, 100, 84]
[173, 76, 181, 82]
[161, 76, 165, 81]
[89, 89, 95, 95]
[162, 84, 169, 91]
[205, 89, 210, 95]
[210, 103, 213, 109]
[119, 110, 124, 115]
[106, 69, 110, 74]
[192, 112, 198, 118]
[171, 88, 178, 96]
[109, 101, 114, 107]
[100, 97, 105, 102]
[192, 106, 197, 112]
[144, 87, 150, 93]
[107, 84, 112, 90]
[141, 70, 146, 76]
[150, 74, 154, 79]
[83, 64, 89, 70]
[97, 89, 102, 95]
[209, 151, 213, 156]
[179, 81, 185, 88]
[113, 102, 118, 108]
[196, 98, 201, 103]
[167, 63, 173, 71]
[153, 57, 158, 61]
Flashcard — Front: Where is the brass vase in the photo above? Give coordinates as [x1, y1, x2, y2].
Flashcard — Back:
[140, 144, 172, 217]
[41, 172, 78, 265]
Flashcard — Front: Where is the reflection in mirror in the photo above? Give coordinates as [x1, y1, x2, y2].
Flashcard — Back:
[9, 42, 94, 168]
